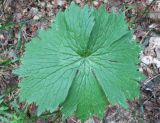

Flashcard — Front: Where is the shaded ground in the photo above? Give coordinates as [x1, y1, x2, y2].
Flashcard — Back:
[0, 0, 160, 123]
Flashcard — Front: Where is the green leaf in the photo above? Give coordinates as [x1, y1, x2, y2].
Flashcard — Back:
[88, 6, 142, 108]
[62, 61, 108, 121]
[13, 2, 144, 121]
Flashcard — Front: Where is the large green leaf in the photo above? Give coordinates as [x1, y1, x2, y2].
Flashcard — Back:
[13, 2, 144, 121]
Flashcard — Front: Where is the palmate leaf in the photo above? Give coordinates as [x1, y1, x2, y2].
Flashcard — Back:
[13, 2, 144, 121]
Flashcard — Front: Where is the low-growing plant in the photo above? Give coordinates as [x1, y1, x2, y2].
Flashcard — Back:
[0, 95, 26, 123]
[0, 95, 13, 123]
[13, 2, 144, 122]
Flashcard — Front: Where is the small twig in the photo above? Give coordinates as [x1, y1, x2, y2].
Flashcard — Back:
[143, 73, 160, 85]
[142, 0, 157, 17]
[143, 94, 154, 105]
[140, 30, 151, 43]
[70, 117, 78, 123]
[139, 90, 144, 122]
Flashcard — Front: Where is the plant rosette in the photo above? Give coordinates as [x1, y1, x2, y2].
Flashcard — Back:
[14, 2, 144, 122]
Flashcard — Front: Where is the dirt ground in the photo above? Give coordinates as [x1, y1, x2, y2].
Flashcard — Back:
[0, 0, 160, 123]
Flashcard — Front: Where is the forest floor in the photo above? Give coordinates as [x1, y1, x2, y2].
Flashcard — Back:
[0, 0, 160, 123]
